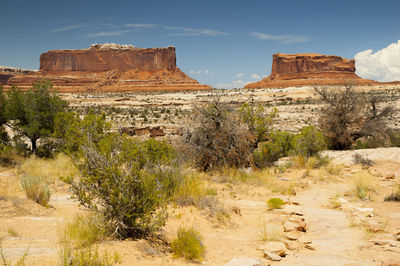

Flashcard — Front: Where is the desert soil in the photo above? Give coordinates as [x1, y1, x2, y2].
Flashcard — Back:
[1, 147, 400, 265]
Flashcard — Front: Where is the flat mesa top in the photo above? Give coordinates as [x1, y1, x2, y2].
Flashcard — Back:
[276, 53, 326, 57]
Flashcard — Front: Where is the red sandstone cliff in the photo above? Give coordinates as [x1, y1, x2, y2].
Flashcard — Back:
[1, 44, 211, 92]
[245, 53, 376, 89]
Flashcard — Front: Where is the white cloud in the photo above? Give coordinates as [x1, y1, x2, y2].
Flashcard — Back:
[51, 24, 88, 33]
[235, 73, 244, 79]
[125, 23, 157, 28]
[86, 30, 132, 38]
[189, 70, 195, 74]
[355, 40, 400, 82]
[251, 74, 261, 79]
[251, 32, 310, 44]
[164, 26, 228, 37]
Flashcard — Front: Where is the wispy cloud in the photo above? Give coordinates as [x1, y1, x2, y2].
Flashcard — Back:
[164, 26, 228, 37]
[125, 23, 157, 28]
[86, 30, 133, 38]
[51, 24, 89, 33]
[189, 69, 213, 75]
[251, 32, 310, 44]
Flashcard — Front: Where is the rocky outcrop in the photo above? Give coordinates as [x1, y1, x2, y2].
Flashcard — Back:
[245, 53, 377, 89]
[40, 46, 176, 72]
[1, 44, 211, 92]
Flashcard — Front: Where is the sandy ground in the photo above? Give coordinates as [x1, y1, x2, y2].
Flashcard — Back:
[1, 147, 400, 265]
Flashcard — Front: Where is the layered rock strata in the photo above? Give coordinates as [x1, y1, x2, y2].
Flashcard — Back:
[245, 53, 377, 89]
[1, 44, 211, 92]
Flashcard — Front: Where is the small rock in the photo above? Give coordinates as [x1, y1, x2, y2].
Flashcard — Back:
[369, 239, 399, 247]
[263, 251, 282, 261]
[304, 243, 316, 250]
[224, 257, 264, 266]
[283, 240, 300, 250]
[299, 236, 312, 244]
[283, 221, 298, 232]
[284, 232, 299, 241]
[385, 174, 395, 180]
[264, 241, 287, 256]
[356, 207, 374, 218]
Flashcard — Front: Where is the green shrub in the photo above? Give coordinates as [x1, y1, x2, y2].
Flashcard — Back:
[20, 176, 51, 206]
[72, 133, 177, 239]
[293, 126, 327, 157]
[389, 129, 400, 147]
[267, 197, 286, 209]
[254, 131, 294, 168]
[171, 227, 205, 261]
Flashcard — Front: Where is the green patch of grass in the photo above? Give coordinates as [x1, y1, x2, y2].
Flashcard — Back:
[171, 227, 205, 262]
[267, 197, 286, 210]
[7, 227, 19, 238]
[20, 176, 51, 207]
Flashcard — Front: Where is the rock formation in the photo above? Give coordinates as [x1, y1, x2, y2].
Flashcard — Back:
[245, 53, 377, 89]
[1, 44, 211, 92]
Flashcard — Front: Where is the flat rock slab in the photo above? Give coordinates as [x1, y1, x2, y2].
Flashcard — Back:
[224, 257, 264, 266]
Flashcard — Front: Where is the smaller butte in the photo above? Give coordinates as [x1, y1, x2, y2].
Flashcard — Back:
[244, 53, 391, 89]
[0, 43, 211, 92]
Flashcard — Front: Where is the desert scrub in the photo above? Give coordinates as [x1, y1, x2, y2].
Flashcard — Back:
[20, 176, 51, 206]
[72, 134, 178, 239]
[292, 126, 327, 157]
[384, 184, 400, 202]
[353, 173, 376, 200]
[258, 223, 283, 242]
[267, 197, 286, 210]
[171, 227, 205, 262]
[61, 212, 111, 249]
[19, 153, 79, 184]
[59, 245, 121, 266]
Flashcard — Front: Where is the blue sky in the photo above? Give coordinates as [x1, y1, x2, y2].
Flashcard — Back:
[1, 0, 400, 88]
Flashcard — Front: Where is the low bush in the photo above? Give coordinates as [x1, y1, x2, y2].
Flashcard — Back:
[352, 153, 373, 166]
[292, 126, 327, 157]
[59, 245, 120, 266]
[171, 227, 205, 261]
[267, 197, 286, 210]
[20, 176, 51, 206]
[72, 133, 177, 239]
[254, 131, 294, 168]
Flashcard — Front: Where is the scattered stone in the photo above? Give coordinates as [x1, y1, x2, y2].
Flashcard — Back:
[385, 174, 395, 180]
[356, 207, 374, 218]
[304, 243, 316, 250]
[224, 257, 264, 266]
[283, 240, 301, 251]
[299, 236, 312, 244]
[284, 232, 299, 241]
[263, 251, 282, 261]
[369, 239, 399, 247]
[264, 242, 286, 257]
[283, 221, 298, 232]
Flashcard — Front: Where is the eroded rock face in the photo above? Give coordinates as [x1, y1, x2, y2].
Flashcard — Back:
[40, 46, 176, 72]
[245, 53, 378, 89]
[1, 44, 210, 92]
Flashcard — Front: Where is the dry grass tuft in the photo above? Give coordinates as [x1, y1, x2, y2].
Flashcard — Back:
[353, 173, 376, 200]
[171, 227, 205, 262]
[19, 154, 79, 184]
[257, 222, 283, 242]
[20, 176, 51, 207]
